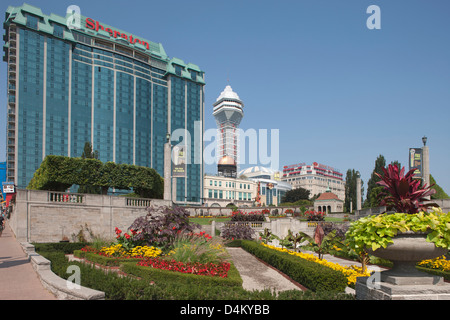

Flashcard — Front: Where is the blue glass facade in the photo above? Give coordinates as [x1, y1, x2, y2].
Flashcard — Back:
[3, 4, 205, 204]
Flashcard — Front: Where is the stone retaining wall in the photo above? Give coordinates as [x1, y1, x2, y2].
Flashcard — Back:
[20, 242, 105, 300]
[9, 189, 171, 243]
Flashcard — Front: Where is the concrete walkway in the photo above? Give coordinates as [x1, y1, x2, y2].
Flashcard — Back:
[226, 247, 305, 293]
[0, 223, 56, 300]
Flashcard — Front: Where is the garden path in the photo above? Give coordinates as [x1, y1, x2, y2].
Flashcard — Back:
[0, 223, 56, 300]
[226, 247, 306, 293]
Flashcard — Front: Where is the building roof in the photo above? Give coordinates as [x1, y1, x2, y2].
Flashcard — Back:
[238, 166, 275, 176]
[315, 191, 343, 202]
[215, 85, 241, 102]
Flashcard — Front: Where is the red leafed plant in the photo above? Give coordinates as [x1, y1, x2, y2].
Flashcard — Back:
[375, 164, 437, 214]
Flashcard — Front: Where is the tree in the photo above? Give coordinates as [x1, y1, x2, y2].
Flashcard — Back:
[430, 175, 450, 199]
[344, 169, 364, 213]
[281, 187, 310, 203]
[364, 158, 403, 208]
[81, 141, 98, 159]
[364, 155, 386, 207]
[78, 142, 101, 194]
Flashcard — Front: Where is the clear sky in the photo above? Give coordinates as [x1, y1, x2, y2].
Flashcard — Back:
[1, 0, 449, 197]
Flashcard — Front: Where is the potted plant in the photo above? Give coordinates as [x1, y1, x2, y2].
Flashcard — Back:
[346, 164, 450, 284]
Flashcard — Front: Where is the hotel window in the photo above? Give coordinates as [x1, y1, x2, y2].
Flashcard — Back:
[219, 181, 222, 187]
[214, 181, 217, 186]
[209, 180, 212, 186]
[52, 23, 65, 38]
[208, 189, 212, 198]
[214, 190, 218, 198]
[26, 14, 39, 30]
[174, 65, 182, 76]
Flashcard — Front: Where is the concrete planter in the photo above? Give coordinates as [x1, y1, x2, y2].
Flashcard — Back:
[367, 231, 447, 285]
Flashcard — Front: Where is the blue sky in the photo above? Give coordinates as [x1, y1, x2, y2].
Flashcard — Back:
[1, 0, 449, 197]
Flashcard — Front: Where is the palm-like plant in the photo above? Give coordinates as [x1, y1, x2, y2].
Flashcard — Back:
[285, 229, 308, 252]
[375, 164, 437, 214]
[298, 224, 339, 260]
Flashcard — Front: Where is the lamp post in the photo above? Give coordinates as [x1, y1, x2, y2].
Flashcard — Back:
[356, 171, 362, 211]
[422, 136, 430, 200]
[164, 133, 172, 201]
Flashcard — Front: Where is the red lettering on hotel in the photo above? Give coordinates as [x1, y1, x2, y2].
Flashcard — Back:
[85, 17, 150, 50]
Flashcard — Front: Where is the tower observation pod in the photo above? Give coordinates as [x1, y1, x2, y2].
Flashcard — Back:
[213, 85, 244, 172]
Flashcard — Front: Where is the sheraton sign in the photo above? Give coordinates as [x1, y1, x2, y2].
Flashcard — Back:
[85, 17, 150, 50]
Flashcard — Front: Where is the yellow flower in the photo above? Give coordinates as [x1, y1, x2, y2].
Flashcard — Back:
[261, 243, 372, 285]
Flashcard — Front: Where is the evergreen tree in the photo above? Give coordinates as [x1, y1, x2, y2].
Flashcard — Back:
[364, 155, 386, 207]
[430, 175, 450, 199]
[344, 169, 364, 213]
[78, 142, 101, 194]
[281, 187, 310, 203]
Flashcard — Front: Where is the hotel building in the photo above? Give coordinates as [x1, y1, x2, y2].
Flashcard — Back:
[3, 4, 205, 204]
[281, 162, 345, 201]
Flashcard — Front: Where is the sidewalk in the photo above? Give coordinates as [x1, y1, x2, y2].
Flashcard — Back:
[0, 222, 56, 300]
[226, 247, 306, 293]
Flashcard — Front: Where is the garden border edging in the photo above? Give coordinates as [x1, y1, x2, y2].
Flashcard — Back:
[20, 242, 105, 300]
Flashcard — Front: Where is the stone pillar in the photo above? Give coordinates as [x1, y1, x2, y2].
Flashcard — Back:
[163, 142, 172, 201]
[422, 145, 430, 188]
[356, 171, 361, 211]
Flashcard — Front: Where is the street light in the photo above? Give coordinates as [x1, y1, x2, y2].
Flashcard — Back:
[422, 136, 427, 146]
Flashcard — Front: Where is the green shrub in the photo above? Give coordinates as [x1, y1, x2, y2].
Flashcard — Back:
[34, 242, 87, 254]
[73, 250, 143, 267]
[417, 266, 450, 281]
[239, 240, 348, 293]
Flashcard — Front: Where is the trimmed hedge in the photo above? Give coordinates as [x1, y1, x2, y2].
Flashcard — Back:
[239, 240, 348, 293]
[27, 155, 163, 198]
[35, 242, 88, 254]
[73, 250, 143, 267]
[417, 266, 450, 281]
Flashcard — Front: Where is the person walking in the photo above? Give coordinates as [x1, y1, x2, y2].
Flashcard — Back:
[0, 213, 4, 237]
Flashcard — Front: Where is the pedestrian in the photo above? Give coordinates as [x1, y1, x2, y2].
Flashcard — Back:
[0, 213, 4, 237]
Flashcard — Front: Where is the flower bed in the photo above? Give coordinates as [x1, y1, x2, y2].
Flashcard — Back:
[137, 258, 231, 278]
[261, 243, 371, 286]
[417, 255, 450, 281]
[231, 210, 265, 222]
[80, 244, 162, 259]
[418, 255, 450, 271]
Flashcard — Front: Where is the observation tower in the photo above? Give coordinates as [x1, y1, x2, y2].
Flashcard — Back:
[212, 85, 244, 173]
